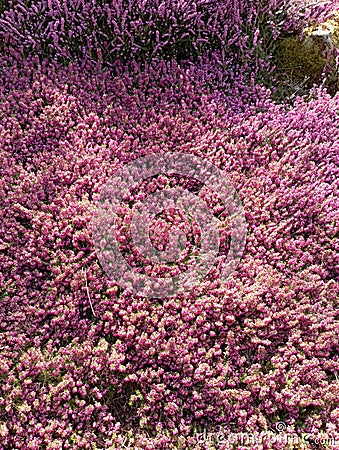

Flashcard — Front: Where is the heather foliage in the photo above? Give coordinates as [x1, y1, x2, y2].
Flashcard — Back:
[0, 1, 339, 449]
[2, 0, 268, 63]
[0, 0, 336, 68]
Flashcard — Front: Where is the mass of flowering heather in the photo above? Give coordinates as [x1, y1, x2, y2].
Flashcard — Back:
[0, 1, 339, 449]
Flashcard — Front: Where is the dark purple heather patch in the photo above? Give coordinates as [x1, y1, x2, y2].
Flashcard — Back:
[0, 0, 338, 72]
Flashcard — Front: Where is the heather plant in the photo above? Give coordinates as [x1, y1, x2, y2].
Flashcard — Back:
[2, 0, 339, 105]
[0, 54, 338, 448]
[0, 0, 326, 70]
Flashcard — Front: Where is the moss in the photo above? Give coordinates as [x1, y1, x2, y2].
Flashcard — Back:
[277, 35, 329, 84]
[275, 14, 339, 93]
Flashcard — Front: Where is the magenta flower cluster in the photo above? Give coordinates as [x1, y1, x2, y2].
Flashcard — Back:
[0, 53, 338, 448]
[0, 1, 338, 449]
